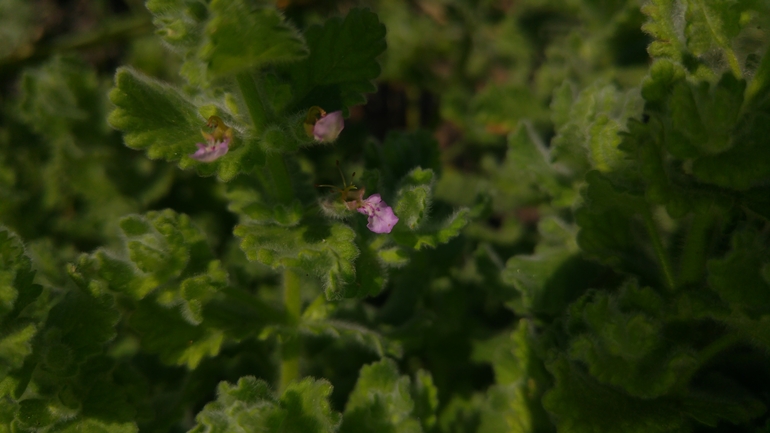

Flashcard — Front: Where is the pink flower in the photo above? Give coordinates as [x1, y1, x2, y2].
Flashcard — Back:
[356, 194, 399, 234]
[189, 116, 232, 162]
[304, 107, 344, 143]
[313, 111, 344, 142]
[189, 138, 229, 162]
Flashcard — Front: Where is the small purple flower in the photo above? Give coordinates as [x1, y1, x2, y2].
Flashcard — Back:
[305, 107, 344, 143]
[189, 138, 229, 162]
[356, 194, 399, 234]
[313, 111, 344, 142]
[189, 116, 232, 162]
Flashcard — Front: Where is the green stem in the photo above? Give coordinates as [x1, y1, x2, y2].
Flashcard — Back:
[643, 209, 676, 291]
[724, 48, 743, 79]
[236, 72, 293, 203]
[266, 153, 294, 203]
[279, 269, 302, 392]
[236, 72, 270, 130]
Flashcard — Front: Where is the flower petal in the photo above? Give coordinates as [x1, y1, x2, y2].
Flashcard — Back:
[189, 139, 229, 162]
[313, 111, 344, 143]
[357, 194, 399, 234]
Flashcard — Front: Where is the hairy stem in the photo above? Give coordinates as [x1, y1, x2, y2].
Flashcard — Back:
[236, 72, 294, 203]
[643, 209, 676, 291]
[236, 72, 270, 130]
[266, 153, 295, 204]
[280, 269, 302, 392]
[237, 72, 299, 391]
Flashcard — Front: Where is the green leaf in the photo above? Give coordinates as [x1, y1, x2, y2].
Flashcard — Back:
[108, 67, 265, 181]
[69, 210, 216, 302]
[365, 130, 441, 190]
[339, 359, 422, 433]
[281, 8, 386, 114]
[542, 357, 690, 433]
[411, 370, 438, 432]
[67, 210, 240, 368]
[503, 217, 602, 317]
[574, 171, 657, 278]
[0, 324, 36, 377]
[471, 84, 546, 132]
[642, 59, 688, 105]
[551, 81, 642, 176]
[684, 0, 751, 75]
[235, 220, 359, 300]
[17, 56, 105, 141]
[641, 0, 686, 61]
[0, 228, 41, 322]
[707, 227, 770, 315]
[352, 237, 387, 298]
[394, 168, 434, 231]
[478, 384, 536, 433]
[474, 321, 552, 433]
[300, 297, 402, 358]
[146, 0, 207, 51]
[665, 74, 744, 157]
[146, 0, 208, 85]
[200, 0, 307, 78]
[131, 299, 224, 369]
[46, 291, 120, 366]
[505, 123, 575, 207]
[565, 281, 697, 399]
[392, 208, 470, 250]
[190, 376, 339, 433]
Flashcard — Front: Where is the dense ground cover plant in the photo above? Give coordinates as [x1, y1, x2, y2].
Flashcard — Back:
[2, 0, 770, 432]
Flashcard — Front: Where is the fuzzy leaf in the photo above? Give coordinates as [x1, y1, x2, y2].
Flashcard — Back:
[352, 238, 388, 297]
[641, 0, 686, 61]
[574, 172, 654, 271]
[707, 227, 770, 315]
[281, 8, 386, 114]
[146, 0, 207, 51]
[565, 281, 698, 399]
[411, 370, 438, 432]
[394, 168, 434, 230]
[69, 210, 216, 301]
[503, 218, 602, 317]
[543, 357, 689, 433]
[17, 56, 105, 141]
[45, 291, 120, 366]
[339, 359, 422, 433]
[300, 297, 401, 357]
[235, 221, 358, 300]
[684, 0, 753, 66]
[551, 82, 642, 175]
[471, 84, 545, 132]
[392, 208, 470, 250]
[200, 0, 307, 78]
[68, 210, 238, 368]
[131, 299, 224, 369]
[474, 321, 552, 433]
[505, 123, 575, 207]
[0, 228, 41, 323]
[108, 68, 265, 181]
[190, 376, 339, 433]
